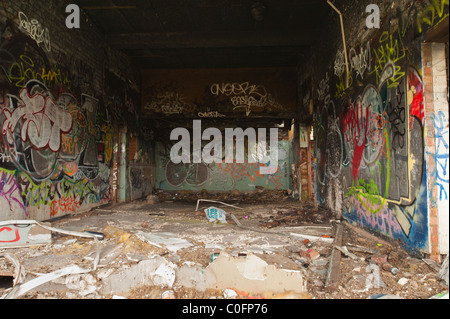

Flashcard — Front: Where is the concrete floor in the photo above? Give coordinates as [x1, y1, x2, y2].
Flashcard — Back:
[0, 198, 447, 299]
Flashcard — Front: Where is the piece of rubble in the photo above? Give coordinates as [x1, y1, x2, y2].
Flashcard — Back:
[371, 254, 388, 265]
[299, 249, 320, 260]
[223, 288, 238, 299]
[100, 256, 177, 295]
[398, 277, 409, 286]
[135, 231, 194, 252]
[325, 224, 343, 292]
[146, 194, 159, 204]
[3, 265, 91, 299]
[205, 252, 307, 295]
[438, 254, 449, 287]
[0, 253, 25, 288]
[334, 246, 363, 260]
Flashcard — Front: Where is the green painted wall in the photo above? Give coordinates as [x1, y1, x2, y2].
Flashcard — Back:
[155, 140, 292, 192]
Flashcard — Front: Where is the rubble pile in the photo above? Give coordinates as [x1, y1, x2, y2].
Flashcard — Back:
[0, 200, 448, 299]
[156, 188, 293, 204]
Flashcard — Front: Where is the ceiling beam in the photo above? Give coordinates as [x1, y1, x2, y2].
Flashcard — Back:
[105, 30, 318, 49]
[81, 6, 137, 10]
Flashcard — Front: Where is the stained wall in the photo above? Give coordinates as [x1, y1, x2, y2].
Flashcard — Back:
[0, 0, 144, 221]
[306, 0, 449, 255]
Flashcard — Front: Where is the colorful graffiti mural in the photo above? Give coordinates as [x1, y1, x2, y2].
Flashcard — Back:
[155, 140, 291, 192]
[313, 1, 449, 254]
[0, 12, 114, 220]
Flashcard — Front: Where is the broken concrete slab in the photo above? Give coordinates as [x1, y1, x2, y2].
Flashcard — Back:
[174, 262, 214, 292]
[134, 231, 194, 252]
[204, 252, 307, 295]
[0, 220, 102, 249]
[3, 265, 91, 299]
[0, 222, 51, 248]
[325, 224, 343, 292]
[100, 256, 177, 296]
[0, 253, 25, 288]
[438, 254, 449, 287]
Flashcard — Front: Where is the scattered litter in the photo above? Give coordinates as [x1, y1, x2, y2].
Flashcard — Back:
[204, 207, 228, 223]
[196, 199, 242, 211]
[365, 263, 385, 290]
[135, 231, 194, 252]
[398, 277, 409, 286]
[2, 265, 91, 299]
[162, 290, 175, 299]
[223, 288, 238, 299]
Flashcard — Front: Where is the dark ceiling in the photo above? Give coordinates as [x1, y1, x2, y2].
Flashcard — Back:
[78, 0, 331, 69]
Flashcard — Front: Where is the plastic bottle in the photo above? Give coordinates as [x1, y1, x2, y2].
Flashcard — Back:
[382, 263, 399, 275]
[304, 239, 313, 248]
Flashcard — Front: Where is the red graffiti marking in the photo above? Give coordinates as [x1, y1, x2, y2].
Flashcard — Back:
[50, 196, 80, 217]
[341, 98, 369, 181]
[408, 67, 424, 123]
[0, 226, 20, 243]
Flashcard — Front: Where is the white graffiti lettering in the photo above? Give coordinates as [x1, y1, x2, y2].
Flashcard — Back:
[18, 11, 51, 52]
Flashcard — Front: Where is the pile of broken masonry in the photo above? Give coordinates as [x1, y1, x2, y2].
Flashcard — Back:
[1, 199, 448, 299]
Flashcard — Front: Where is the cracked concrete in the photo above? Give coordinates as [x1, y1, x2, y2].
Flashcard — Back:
[1, 199, 447, 299]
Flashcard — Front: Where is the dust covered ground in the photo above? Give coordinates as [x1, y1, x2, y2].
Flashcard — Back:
[1, 192, 447, 300]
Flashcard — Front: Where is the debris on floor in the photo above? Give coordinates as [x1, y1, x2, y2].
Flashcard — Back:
[204, 207, 228, 223]
[205, 251, 308, 295]
[135, 232, 194, 252]
[0, 200, 447, 299]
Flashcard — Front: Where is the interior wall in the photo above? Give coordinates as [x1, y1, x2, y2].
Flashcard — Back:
[142, 67, 298, 193]
[0, 0, 142, 221]
[306, 0, 449, 256]
[141, 67, 297, 119]
[155, 139, 292, 192]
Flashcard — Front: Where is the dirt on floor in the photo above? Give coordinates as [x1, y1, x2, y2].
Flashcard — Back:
[0, 195, 448, 300]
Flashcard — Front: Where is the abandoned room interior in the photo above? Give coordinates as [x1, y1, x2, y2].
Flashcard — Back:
[0, 0, 449, 300]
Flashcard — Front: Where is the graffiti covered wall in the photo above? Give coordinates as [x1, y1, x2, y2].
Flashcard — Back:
[155, 138, 292, 192]
[141, 68, 297, 119]
[0, 1, 140, 221]
[310, 0, 449, 254]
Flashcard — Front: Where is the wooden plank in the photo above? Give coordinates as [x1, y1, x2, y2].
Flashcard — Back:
[306, 125, 312, 201]
[325, 224, 343, 292]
